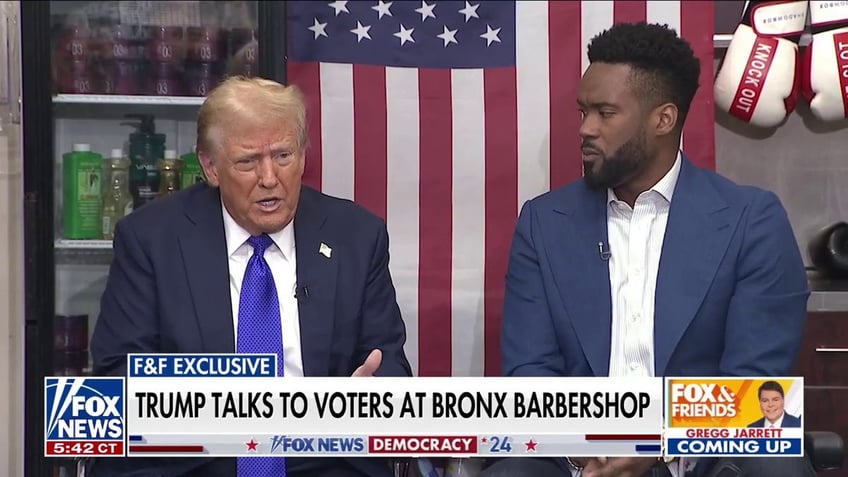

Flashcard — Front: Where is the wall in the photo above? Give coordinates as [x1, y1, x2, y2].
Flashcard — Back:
[714, 72, 848, 268]
[0, 2, 25, 476]
[712, 1, 848, 267]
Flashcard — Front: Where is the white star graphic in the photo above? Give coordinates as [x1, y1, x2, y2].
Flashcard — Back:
[393, 24, 415, 45]
[436, 25, 458, 47]
[350, 21, 372, 42]
[372, 1, 393, 19]
[328, 0, 349, 16]
[480, 24, 501, 46]
[415, 1, 437, 22]
[308, 18, 328, 39]
[458, 1, 480, 22]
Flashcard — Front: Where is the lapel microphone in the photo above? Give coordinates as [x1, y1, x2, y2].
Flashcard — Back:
[598, 242, 611, 261]
[294, 286, 310, 300]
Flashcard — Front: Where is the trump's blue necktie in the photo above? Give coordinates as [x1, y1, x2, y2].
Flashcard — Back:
[237, 234, 286, 477]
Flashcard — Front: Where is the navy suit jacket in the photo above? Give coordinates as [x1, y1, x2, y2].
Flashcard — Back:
[502, 156, 809, 377]
[748, 413, 802, 428]
[501, 157, 809, 475]
[90, 184, 411, 477]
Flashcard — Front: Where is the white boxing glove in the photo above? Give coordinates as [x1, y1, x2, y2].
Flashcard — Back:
[802, 1, 848, 122]
[715, 1, 808, 127]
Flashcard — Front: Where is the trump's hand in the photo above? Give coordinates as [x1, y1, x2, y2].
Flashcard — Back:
[351, 349, 382, 377]
[582, 456, 658, 477]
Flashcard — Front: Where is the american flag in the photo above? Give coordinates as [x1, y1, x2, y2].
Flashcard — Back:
[286, 0, 716, 377]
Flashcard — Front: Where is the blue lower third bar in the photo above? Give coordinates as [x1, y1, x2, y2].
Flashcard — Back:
[635, 444, 662, 452]
[668, 439, 802, 455]
[129, 436, 144, 442]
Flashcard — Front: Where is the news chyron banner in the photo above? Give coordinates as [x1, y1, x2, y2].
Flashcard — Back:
[125, 355, 663, 458]
[45, 353, 665, 458]
[664, 377, 804, 458]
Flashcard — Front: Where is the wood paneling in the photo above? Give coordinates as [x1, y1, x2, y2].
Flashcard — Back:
[796, 313, 848, 387]
[794, 313, 848, 476]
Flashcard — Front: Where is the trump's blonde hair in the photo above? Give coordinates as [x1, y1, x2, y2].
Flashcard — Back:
[196, 76, 308, 157]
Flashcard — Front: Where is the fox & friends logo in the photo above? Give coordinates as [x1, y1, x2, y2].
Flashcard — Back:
[45, 377, 125, 457]
[669, 380, 740, 423]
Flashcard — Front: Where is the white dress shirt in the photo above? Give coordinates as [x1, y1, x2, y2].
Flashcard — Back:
[766, 413, 784, 428]
[607, 153, 681, 378]
[222, 203, 305, 377]
[573, 154, 693, 477]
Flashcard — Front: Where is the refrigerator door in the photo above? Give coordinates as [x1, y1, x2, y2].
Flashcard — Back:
[0, 3, 25, 477]
[42, 2, 260, 475]
[50, 0, 260, 362]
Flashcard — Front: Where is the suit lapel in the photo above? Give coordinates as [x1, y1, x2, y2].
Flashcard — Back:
[548, 185, 612, 376]
[179, 186, 235, 352]
[654, 159, 737, 375]
[294, 187, 337, 376]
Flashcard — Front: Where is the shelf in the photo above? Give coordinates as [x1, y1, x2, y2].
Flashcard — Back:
[53, 94, 205, 106]
[55, 239, 113, 250]
[713, 33, 812, 49]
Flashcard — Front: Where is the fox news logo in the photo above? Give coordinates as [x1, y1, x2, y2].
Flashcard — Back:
[45, 377, 125, 457]
[270, 436, 366, 454]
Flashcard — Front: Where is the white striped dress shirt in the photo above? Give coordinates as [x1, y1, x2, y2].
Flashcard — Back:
[605, 153, 691, 477]
[568, 154, 689, 477]
[607, 153, 681, 378]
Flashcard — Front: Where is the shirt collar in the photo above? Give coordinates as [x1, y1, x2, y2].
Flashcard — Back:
[607, 151, 682, 205]
[221, 199, 295, 261]
[767, 412, 784, 428]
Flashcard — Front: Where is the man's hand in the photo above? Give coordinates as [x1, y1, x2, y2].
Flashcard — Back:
[565, 457, 606, 474]
[351, 349, 382, 377]
[581, 457, 658, 477]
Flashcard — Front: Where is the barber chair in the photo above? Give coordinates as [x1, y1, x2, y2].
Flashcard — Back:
[392, 433, 844, 477]
[806, 431, 846, 472]
[704, 431, 845, 477]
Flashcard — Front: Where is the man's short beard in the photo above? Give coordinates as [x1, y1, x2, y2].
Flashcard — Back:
[583, 132, 647, 190]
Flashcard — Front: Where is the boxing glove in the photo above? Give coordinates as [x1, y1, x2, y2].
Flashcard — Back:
[802, 1, 848, 122]
[715, 1, 808, 127]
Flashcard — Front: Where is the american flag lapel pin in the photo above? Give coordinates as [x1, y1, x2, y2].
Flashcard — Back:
[319, 242, 332, 259]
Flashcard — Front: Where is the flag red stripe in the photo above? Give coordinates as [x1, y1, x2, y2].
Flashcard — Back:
[484, 67, 519, 377]
[682, 1, 716, 171]
[417, 68, 453, 376]
[613, 0, 646, 23]
[288, 61, 323, 190]
[353, 65, 388, 219]
[549, 1, 583, 189]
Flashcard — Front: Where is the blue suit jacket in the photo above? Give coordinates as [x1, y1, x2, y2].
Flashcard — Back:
[502, 156, 809, 379]
[501, 157, 809, 474]
[90, 184, 411, 477]
[748, 413, 802, 428]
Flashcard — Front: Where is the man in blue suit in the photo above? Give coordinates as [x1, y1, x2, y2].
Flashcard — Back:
[748, 381, 802, 429]
[90, 77, 411, 477]
[483, 23, 812, 477]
